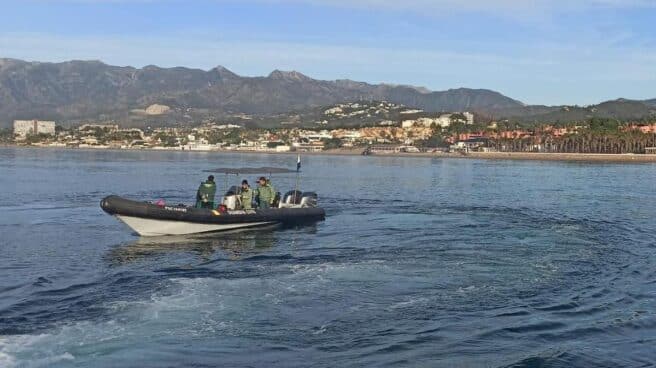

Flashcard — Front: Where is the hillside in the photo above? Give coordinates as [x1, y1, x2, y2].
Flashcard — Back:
[0, 58, 654, 128]
[0, 58, 521, 127]
[644, 99, 656, 108]
[512, 99, 656, 123]
[241, 101, 420, 129]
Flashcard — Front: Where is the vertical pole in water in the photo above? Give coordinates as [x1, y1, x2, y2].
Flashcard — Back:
[294, 154, 301, 203]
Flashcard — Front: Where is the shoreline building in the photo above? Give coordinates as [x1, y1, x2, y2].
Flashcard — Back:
[13, 120, 56, 140]
[401, 112, 475, 129]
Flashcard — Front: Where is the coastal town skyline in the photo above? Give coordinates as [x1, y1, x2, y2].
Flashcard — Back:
[7, 100, 656, 160]
[1, 0, 655, 105]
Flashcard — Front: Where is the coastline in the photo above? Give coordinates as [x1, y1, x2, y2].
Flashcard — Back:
[4, 144, 656, 163]
[361, 151, 656, 163]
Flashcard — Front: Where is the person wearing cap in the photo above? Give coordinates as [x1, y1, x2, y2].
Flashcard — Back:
[239, 179, 253, 209]
[195, 175, 217, 209]
[254, 176, 275, 209]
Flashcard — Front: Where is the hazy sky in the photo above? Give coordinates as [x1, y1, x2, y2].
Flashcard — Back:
[0, 0, 654, 105]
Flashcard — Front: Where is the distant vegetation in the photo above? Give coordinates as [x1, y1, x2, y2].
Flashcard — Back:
[23, 133, 55, 144]
[486, 118, 656, 154]
[322, 138, 344, 150]
[0, 128, 13, 143]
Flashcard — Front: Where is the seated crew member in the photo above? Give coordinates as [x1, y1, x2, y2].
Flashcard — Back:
[239, 179, 253, 209]
[254, 176, 275, 209]
[195, 175, 217, 209]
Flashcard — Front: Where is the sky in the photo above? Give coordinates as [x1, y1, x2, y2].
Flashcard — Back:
[0, 0, 654, 105]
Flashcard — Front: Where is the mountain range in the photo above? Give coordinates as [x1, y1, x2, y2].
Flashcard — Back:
[0, 58, 654, 128]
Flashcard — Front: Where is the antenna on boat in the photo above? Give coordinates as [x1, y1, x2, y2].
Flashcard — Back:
[293, 154, 301, 203]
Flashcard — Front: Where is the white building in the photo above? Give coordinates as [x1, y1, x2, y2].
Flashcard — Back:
[214, 124, 242, 130]
[184, 138, 217, 151]
[463, 112, 475, 125]
[299, 130, 332, 143]
[324, 107, 343, 115]
[334, 130, 362, 142]
[402, 115, 451, 129]
[401, 112, 474, 129]
[13, 120, 56, 140]
[78, 124, 119, 132]
[400, 109, 424, 114]
[378, 120, 397, 126]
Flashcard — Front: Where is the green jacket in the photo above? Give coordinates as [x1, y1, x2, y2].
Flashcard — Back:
[240, 187, 253, 209]
[254, 184, 275, 205]
[196, 180, 216, 205]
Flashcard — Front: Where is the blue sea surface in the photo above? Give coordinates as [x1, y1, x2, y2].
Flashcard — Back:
[1, 147, 655, 367]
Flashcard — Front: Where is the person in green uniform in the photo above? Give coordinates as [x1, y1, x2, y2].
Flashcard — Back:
[195, 175, 217, 209]
[239, 179, 253, 209]
[267, 178, 278, 206]
[254, 176, 275, 209]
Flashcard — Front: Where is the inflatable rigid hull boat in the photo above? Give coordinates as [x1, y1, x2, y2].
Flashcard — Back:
[101, 195, 325, 237]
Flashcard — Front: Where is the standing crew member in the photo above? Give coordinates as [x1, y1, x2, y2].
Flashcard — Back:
[195, 175, 217, 209]
[254, 176, 275, 209]
[267, 177, 278, 206]
[239, 179, 253, 209]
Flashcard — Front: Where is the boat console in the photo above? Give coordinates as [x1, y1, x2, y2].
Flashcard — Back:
[222, 186, 240, 210]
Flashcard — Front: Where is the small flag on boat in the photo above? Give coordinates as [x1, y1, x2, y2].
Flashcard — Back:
[296, 154, 301, 172]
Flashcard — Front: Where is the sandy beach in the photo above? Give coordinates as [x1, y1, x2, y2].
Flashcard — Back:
[5, 144, 656, 163]
[317, 149, 656, 163]
[363, 151, 656, 163]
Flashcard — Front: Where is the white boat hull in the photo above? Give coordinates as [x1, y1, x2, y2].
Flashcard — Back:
[116, 215, 275, 236]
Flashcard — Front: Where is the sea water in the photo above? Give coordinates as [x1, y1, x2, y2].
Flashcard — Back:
[1, 147, 655, 367]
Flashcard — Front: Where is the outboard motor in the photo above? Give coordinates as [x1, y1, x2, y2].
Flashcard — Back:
[223, 195, 238, 210]
[222, 185, 240, 210]
[283, 190, 303, 205]
[300, 192, 318, 208]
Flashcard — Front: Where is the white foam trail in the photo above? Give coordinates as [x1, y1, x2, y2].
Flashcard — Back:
[0, 334, 74, 368]
[0, 351, 16, 368]
[1, 260, 388, 366]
